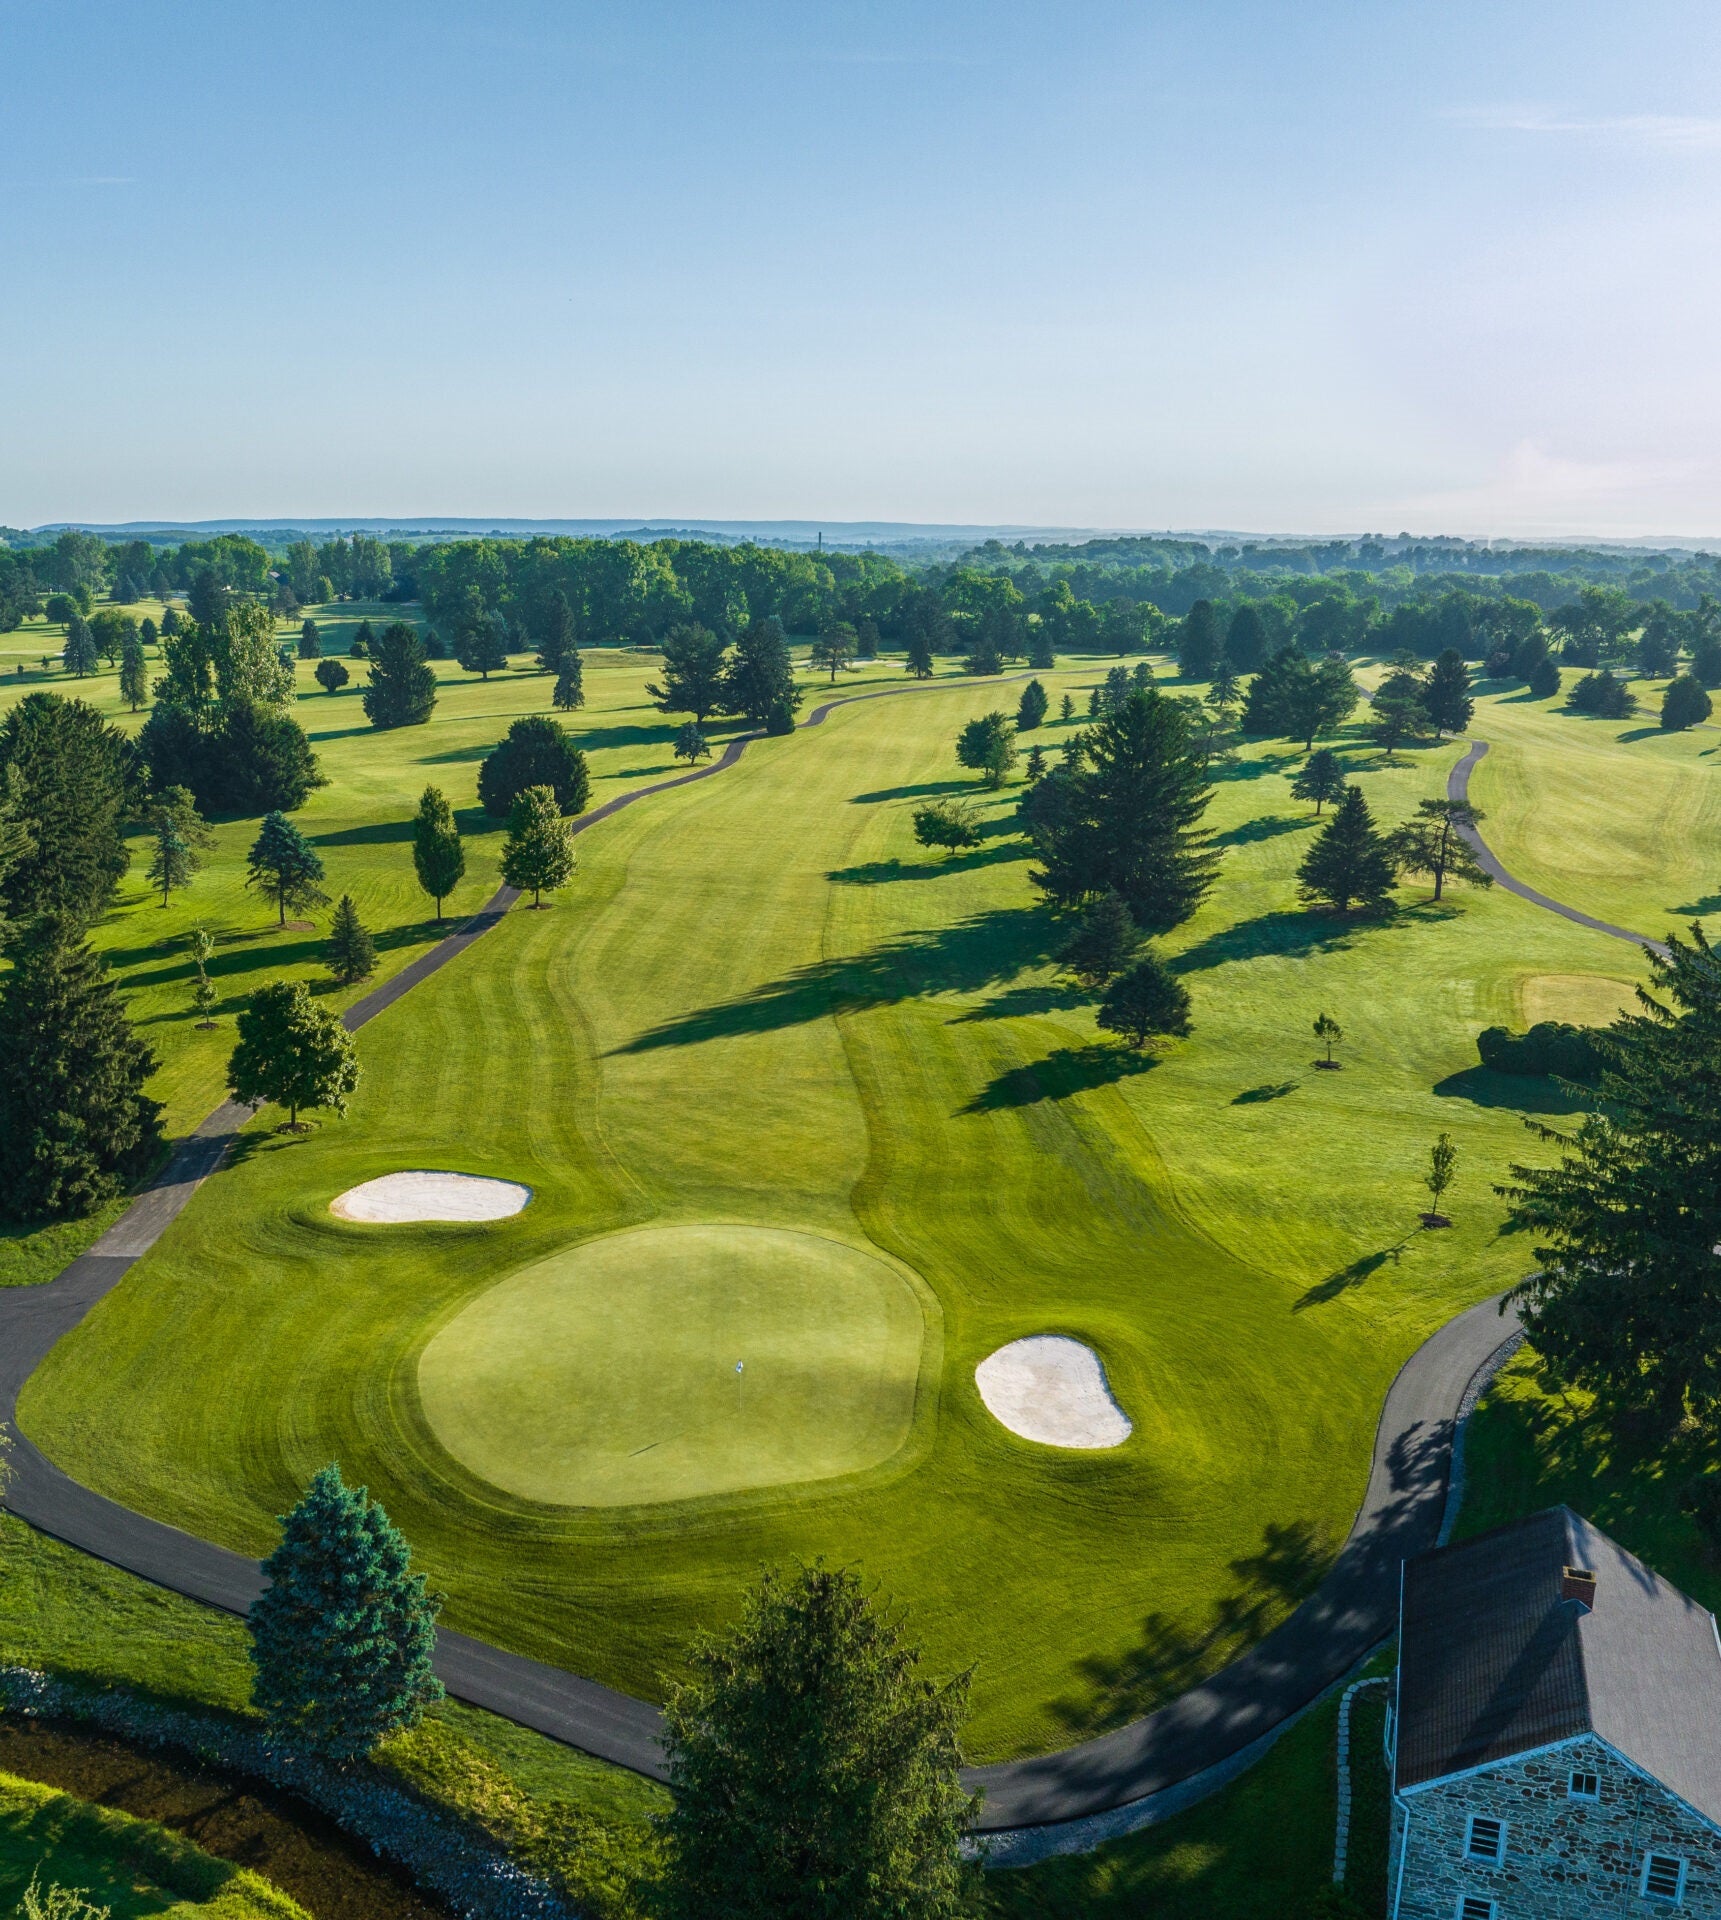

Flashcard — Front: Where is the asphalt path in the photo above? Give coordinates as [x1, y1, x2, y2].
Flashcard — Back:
[1448, 739, 1669, 958]
[4, 673, 1525, 1839]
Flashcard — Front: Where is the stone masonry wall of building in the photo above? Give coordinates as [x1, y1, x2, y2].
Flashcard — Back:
[1393, 1735, 1721, 1920]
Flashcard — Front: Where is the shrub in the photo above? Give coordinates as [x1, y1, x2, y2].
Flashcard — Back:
[1476, 1021, 1607, 1082]
[1661, 674, 1713, 731]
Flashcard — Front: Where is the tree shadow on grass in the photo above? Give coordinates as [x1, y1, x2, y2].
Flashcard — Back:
[611, 904, 1061, 1053]
[954, 980, 1090, 1022]
[416, 741, 494, 764]
[1213, 814, 1314, 846]
[1233, 1081, 1299, 1104]
[828, 841, 1029, 886]
[310, 818, 414, 847]
[1169, 910, 1360, 975]
[1672, 893, 1721, 916]
[962, 1043, 1157, 1112]
[302, 722, 375, 743]
[571, 721, 677, 751]
[1051, 1520, 1327, 1734]
[1434, 1066, 1596, 1115]
[849, 779, 972, 804]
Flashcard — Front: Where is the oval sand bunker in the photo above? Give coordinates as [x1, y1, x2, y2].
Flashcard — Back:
[330, 1172, 531, 1224]
[976, 1336, 1131, 1449]
[418, 1224, 925, 1507]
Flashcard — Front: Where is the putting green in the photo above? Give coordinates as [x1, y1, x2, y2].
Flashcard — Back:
[416, 1224, 926, 1506]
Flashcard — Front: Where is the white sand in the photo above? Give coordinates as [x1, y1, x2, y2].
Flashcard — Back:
[330, 1171, 532, 1224]
[975, 1335, 1132, 1449]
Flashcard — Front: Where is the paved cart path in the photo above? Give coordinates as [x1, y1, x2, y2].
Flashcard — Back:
[4, 675, 1528, 1839]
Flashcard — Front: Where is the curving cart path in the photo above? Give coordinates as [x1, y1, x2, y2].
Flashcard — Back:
[1448, 739, 1669, 958]
[3, 675, 1529, 1847]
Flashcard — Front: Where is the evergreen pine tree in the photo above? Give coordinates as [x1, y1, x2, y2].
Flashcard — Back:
[0, 915, 164, 1220]
[649, 624, 730, 722]
[361, 623, 437, 729]
[534, 590, 579, 674]
[1661, 674, 1713, 731]
[145, 785, 215, 906]
[119, 634, 148, 711]
[1096, 948, 1192, 1048]
[1027, 687, 1219, 932]
[349, 619, 375, 659]
[0, 693, 133, 919]
[61, 616, 100, 677]
[1057, 892, 1140, 988]
[855, 617, 880, 660]
[1176, 600, 1223, 679]
[246, 811, 329, 927]
[1016, 679, 1049, 730]
[1288, 747, 1347, 814]
[659, 1562, 979, 1920]
[228, 980, 359, 1128]
[723, 617, 801, 729]
[1224, 603, 1269, 673]
[673, 721, 710, 763]
[1027, 627, 1056, 671]
[1024, 745, 1046, 780]
[411, 784, 465, 922]
[1528, 655, 1562, 699]
[1388, 799, 1494, 901]
[1296, 784, 1396, 913]
[904, 629, 936, 679]
[249, 1463, 443, 1761]
[1059, 693, 1075, 721]
[1692, 635, 1721, 689]
[500, 785, 576, 907]
[140, 615, 159, 648]
[477, 715, 590, 819]
[551, 648, 585, 711]
[325, 895, 376, 985]
[298, 618, 322, 660]
[1423, 648, 1475, 736]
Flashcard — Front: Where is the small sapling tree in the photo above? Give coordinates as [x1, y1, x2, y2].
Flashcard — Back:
[228, 980, 359, 1129]
[1423, 1132, 1457, 1226]
[1095, 949, 1192, 1048]
[500, 784, 575, 907]
[246, 811, 329, 927]
[911, 799, 980, 857]
[1059, 693, 1075, 722]
[188, 927, 219, 1027]
[955, 712, 1017, 789]
[1058, 891, 1139, 989]
[1313, 1010, 1343, 1069]
[314, 658, 349, 694]
[411, 784, 464, 923]
[249, 1463, 442, 1760]
[673, 721, 710, 764]
[1288, 747, 1346, 815]
[325, 894, 376, 985]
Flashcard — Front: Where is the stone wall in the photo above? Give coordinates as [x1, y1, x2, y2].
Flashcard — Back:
[1393, 1735, 1721, 1920]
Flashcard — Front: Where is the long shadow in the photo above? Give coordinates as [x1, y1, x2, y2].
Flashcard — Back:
[850, 779, 972, 804]
[1294, 1246, 1408, 1311]
[611, 904, 1059, 1054]
[1169, 909, 1362, 975]
[828, 841, 1029, 886]
[1052, 1521, 1326, 1734]
[571, 721, 679, 750]
[962, 1043, 1157, 1112]
[955, 981, 1090, 1022]
[416, 741, 493, 764]
[1215, 750, 1303, 782]
[311, 818, 414, 847]
[302, 722, 375, 743]
[1672, 894, 1721, 916]
[1434, 1066, 1596, 1115]
[1233, 1080, 1299, 1104]
[1214, 814, 1314, 847]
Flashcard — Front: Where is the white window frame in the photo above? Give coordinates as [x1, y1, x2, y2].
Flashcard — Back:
[1465, 1814, 1507, 1864]
[1568, 1770, 1600, 1801]
[1642, 1853, 1687, 1904]
[1456, 1895, 1496, 1920]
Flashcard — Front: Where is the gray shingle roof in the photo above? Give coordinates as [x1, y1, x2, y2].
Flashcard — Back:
[1395, 1506, 1721, 1824]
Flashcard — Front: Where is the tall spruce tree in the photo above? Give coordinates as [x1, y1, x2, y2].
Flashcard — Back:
[1296, 784, 1396, 913]
[325, 895, 376, 985]
[649, 623, 729, 723]
[1289, 747, 1347, 814]
[1057, 891, 1139, 988]
[454, 609, 507, 680]
[551, 648, 585, 711]
[1176, 600, 1223, 679]
[0, 915, 163, 1220]
[1096, 948, 1192, 1048]
[534, 590, 579, 673]
[1016, 678, 1049, 730]
[1423, 648, 1475, 736]
[249, 1464, 443, 1760]
[1503, 928, 1721, 1430]
[298, 618, 322, 660]
[246, 811, 329, 926]
[62, 615, 101, 677]
[1224, 603, 1269, 673]
[361, 622, 437, 729]
[1026, 686, 1219, 932]
[119, 633, 148, 711]
[411, 784, 465, 921]
[145, 785, 215, 906]
[904, 628, 936, 678]
[228, 980, 359, 1128]
[659, 1563, 980, 1920]
[0, 693, 134, 919]
[500, 785, 576, 907]
[723, 617, 801, 731]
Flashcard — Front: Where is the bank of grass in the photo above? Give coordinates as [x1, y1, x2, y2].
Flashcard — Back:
[0, 1767, 307, 1920]
[20, 651, 1632, 1760]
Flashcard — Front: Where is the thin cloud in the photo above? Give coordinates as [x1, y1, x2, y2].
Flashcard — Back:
[1451, 106, 1721, 150]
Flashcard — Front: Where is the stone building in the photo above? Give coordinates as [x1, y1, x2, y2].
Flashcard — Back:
[1389, 1507, 1721, 1920]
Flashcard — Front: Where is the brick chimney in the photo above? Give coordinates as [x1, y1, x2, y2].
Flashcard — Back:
[1561, 1565, 1597, 1610]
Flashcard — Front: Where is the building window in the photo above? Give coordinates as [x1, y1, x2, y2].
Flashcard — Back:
[1465, 1816, 1506, 1864]
[1457, 1897, 1496, 1920]
[1642, 1854, 1687, 1904]
[1568, 1771, 1600, 1801]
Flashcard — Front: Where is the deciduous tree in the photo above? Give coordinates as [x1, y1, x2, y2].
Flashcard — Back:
[145, 785, 215, 907]
[500, 785, 575, 907]
[411, 784, 465, 921]
[314, 658, 349, 694]
[228, 980, 358, 1128]
[911, 799, 980, 856]
[1661, 674, 1712, 731]
[478, 715, 590, 819]
[811, 623, 857, 681]
[249, 1464, 442, 1760]
[955, 712, 1017, 788]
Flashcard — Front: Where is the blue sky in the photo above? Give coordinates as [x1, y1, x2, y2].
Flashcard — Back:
[5, 0, 1721, 536]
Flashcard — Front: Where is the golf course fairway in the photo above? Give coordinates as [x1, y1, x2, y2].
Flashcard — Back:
[417, 1224, 927, 1506]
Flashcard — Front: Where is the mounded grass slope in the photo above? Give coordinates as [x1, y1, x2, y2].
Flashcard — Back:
[23, 656, 1640, 1761]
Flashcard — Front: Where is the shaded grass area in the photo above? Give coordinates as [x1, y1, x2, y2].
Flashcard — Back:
[0, 1765, 306, 1920]
[989, 1667, 1391, 1918]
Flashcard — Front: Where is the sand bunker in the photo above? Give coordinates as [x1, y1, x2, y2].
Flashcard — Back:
[330, 1172, 531, 1224]
[975, 1336, 1132, 1449]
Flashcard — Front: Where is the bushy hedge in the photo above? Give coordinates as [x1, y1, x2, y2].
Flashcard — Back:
[1476, 1021, 1607, 1082]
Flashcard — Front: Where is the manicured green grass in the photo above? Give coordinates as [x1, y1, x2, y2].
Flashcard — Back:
[22, 651, 1637, 1761]
[417, 1223, 929, 1505]
[0, 1768, 307, 1920]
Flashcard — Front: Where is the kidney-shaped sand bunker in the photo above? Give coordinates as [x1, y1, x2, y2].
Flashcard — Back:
[417, 1224, 926, 1507]
[975, 1335, 1131, 1449]
[331, 1172, 532, 1223]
